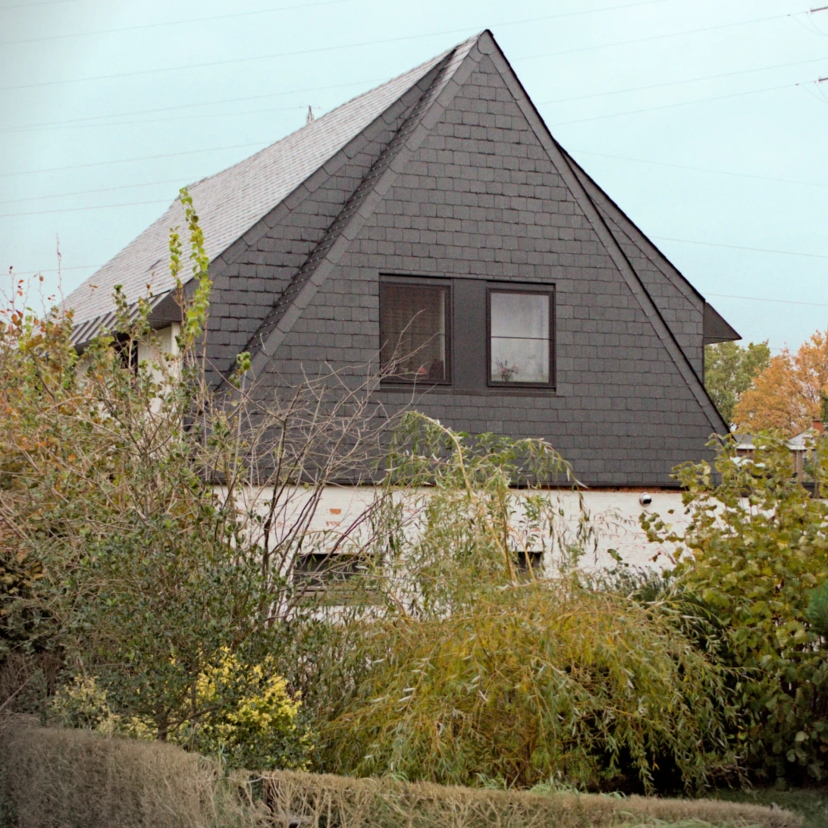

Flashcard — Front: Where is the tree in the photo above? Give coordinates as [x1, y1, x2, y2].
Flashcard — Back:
[733, 328, 828, 435]
[643, 433, 828, 781]
[0, 189, 389, 766]
[308, 414, 735, 794]
[704, 340, 770, 427]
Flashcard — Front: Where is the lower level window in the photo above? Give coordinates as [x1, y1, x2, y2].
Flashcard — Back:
[293, 552, 365, 591]
[488, 289, 553, 386]
[380, 281, 449, 383]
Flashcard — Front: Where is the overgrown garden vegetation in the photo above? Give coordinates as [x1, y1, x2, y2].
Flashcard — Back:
[2, 193, 828, 819]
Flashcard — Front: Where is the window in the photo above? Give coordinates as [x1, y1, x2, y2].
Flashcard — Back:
[113, 333, 138, 373]
[515, 549, 544, 574]
[293, 552, 366, 592]
[488, 288, 553, 387]
[380, 281, 450, 383]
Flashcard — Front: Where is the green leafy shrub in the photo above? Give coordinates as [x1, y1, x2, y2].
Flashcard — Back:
[189, 649, 310, 771]
[643, 433, 828, 782]
[806, 581, 828, 639]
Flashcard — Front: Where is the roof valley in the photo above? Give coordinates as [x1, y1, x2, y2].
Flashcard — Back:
[244, 38, 480, 376]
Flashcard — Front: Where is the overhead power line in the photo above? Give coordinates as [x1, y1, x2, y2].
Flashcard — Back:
[2, 102, 313, 136]
[0, 78, 383, 135]
[0, 0, 352, 46]
[6, 272, 825, 314]
[654, 237, 828, 260]
[539, 55, 828, 106]
[0, 0, 670, 48]
[706, 292, 828, 308]
[1, 0, 76, 8]
[0, 140, 270, 178]
[0, 200, 171, 219]
[1, 80, 813, 182]
[1, 178, 192, 206]
[10, 134, 828, 207]
[514, 12, 792, 64]
[548, 80, 805, 126]
[569, 149, 828, 189]
[5, 54, 826, 138]
[0, 8, 794, 93]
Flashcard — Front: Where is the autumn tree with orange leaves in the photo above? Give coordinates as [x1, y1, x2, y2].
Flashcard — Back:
[734, 327, 828, 435]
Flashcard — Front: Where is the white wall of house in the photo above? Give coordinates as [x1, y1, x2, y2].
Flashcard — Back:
[228, 484, 689, 574]
[137, 324, 180, 373]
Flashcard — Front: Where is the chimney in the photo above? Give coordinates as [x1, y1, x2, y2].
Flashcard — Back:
[813, 420, 825, 434]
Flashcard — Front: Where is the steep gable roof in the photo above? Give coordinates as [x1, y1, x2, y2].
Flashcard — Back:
[66, 29, 737, 440]
[66, 44, 454, 343]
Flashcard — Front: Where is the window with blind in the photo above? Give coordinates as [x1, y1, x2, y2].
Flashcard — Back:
[380, 281, 450, 383]
[488, 288, 553, 387]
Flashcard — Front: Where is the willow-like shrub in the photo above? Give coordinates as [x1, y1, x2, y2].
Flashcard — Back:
[309, 414, 735, 793]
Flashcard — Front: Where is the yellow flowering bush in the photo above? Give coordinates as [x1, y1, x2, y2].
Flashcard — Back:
[49, 675, 153, 740]
[190, 650, 311, 771]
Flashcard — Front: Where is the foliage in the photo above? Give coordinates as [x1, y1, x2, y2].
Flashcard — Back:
[0, 722, 260, 828]
[305, 414, 735, 794]
[48, 661, 309, 771]
[0, 188, 389, 766]
[713, 787, 828, 828]
[733, 329, 828, 435]
[704, 340, 770, 428]
[807, 582, 828, 640]
[0, 723, 803, 828]
[258, 767, 800, 828]
[49, 674, 128, 735]
[643, 433, 828, 782]
[190, 649, 310, 771]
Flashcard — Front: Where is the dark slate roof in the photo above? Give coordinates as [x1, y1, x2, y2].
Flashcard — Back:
[66, 29, 737, 443]
[65, 42, 457, 343]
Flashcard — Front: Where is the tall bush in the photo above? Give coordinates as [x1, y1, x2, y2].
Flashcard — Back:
[643, 432, 828, 781]
[0, 190, 385, 766]
[307, 415, 735, 793]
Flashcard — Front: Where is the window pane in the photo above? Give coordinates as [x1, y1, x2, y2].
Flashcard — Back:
[489, 291, 551, 384]
[381, 284, 448, 382]
[491, 336, 549, 383]
[490, 292, 548, 340]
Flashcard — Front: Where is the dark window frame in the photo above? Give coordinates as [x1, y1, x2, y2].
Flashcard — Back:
[486, 285, 555, 390]
[379, 276, 453, 387]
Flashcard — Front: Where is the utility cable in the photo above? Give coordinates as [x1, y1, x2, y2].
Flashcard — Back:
[706, 292, 828, 308]
[0, 140, 270, 178]
[539, 55, 828, 106]
[0, 8, 793, 93]
[654, 237, 828, 260]
[0, 0, 353, 46]
[548, 80, 802, 127]
[568, 149, 828, 189]
[6, 54, 826, 138]
[0, 0, 670, 48]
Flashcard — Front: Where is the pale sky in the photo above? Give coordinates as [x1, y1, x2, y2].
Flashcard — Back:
[1, 0, 826, 355]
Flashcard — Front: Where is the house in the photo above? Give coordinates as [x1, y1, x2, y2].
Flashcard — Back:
[736, 422, 824, 484]
[65, 31, 740, 567]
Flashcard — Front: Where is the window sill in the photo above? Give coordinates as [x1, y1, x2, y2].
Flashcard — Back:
[377, 385, 558, 398]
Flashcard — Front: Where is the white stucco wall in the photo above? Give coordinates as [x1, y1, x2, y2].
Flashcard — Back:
[226, 484, 690, 575]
